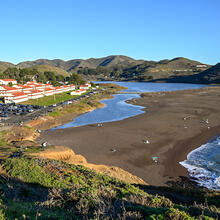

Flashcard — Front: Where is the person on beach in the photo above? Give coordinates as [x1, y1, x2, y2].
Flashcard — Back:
[42, 142, 47, 150]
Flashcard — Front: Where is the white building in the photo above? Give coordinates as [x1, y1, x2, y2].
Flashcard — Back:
[0, 79, 90, 103]
[4, 92, 29, 104]
[28, 90, 44, 99]
[70, 90, 81, 95]
[85, 82, 91, 88]
[0, 79, 17, 85]
[44, 88, 55, 96]
[79, 85, 89, 90]
[70, 89, 86, 95]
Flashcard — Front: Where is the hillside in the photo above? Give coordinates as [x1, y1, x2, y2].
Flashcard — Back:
[0, 56, 215, 83]
[120, 57, 210, 81]
[17, 55, 144, 71]
[192, 63, 220, 84]
[0, 156, 219, 219]
[30, 65, 70, 77]
[152, 62, 220, 84]
[0, 61, 15, 73]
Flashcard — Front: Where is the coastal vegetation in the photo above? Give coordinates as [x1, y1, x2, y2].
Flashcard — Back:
[0, 156, 220, 219]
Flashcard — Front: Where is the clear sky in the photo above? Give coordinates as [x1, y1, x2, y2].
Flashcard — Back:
[0, 0, 219, 64]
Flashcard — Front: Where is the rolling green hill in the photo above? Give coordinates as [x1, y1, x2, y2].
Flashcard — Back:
[0, 56, 216, 83]
[16, 55, 144, 71]
[120, 57, 210, 81]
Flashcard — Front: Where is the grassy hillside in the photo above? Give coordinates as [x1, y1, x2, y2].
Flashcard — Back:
[30, 65, 70, 77]
[151, 62, 220, 84]
[120, 57, 210, 81]
[0, 56, 215, 83]
[0, 61, 15, 73]
[0, 156, 219, 219]
[192, 63, 220, 84]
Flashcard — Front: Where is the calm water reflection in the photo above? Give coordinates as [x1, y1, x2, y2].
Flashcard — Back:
[53, 82, 205, 129]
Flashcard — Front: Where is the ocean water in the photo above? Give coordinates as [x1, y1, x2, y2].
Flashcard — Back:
[53, 82, 205, 129]
[180, 136, 220, 190]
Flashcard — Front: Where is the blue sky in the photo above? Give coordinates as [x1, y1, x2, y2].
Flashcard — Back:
[0, 0, 219, 64]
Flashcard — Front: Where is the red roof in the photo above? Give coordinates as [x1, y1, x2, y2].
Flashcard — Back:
[11, 92, 27, 97]
[1, 79, 17, 81]
[45, 88, 54, 91]
[30, 90, 42, 93]
[2, 86, 18, 90]
[21, 85, 32, 89]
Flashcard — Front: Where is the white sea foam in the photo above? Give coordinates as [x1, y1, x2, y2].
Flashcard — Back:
[180, 136, 220, 190]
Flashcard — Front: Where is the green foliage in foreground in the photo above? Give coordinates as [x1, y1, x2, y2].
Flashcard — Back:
[0, 157, 219, 219]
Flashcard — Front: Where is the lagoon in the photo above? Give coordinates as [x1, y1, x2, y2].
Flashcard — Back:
[52, 82, 205, 129]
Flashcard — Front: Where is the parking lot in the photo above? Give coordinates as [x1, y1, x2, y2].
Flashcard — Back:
[0, 90, 99, 126]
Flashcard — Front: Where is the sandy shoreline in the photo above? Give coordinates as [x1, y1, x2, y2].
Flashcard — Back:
[38, 86, 220, 186]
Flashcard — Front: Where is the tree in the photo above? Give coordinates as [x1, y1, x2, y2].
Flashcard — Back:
[8, 82, 13, 87]
[69, 73, 86, 85]
[44, 71, 56, 83]
[56, 75, 64, 82]
[36, 73, 47, 83]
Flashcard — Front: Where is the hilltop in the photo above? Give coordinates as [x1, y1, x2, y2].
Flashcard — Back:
[16, 55, 143, 70]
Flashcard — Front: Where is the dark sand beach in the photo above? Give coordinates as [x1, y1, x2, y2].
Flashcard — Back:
[38, 86, 220, 186]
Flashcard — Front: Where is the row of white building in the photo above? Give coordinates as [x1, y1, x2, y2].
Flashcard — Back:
[0, 79, 91, 104]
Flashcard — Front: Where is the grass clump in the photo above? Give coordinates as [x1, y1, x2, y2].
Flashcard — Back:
[0, 131, 8, 148]
[3, 157, 68, 188]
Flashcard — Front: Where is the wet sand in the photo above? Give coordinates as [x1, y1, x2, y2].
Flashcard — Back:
[38, 86, 220, 186]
